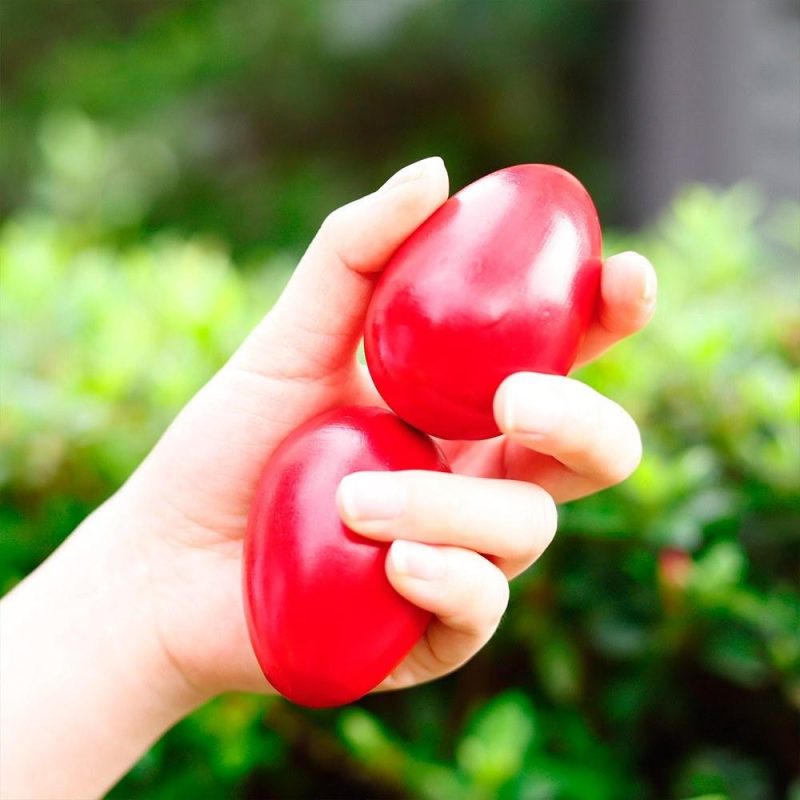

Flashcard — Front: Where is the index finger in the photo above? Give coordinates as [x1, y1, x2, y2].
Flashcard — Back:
[574, 251, 657, 367]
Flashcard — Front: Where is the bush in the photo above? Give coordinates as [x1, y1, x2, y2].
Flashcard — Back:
[2, 185, 798, 799]
[1, 0, 619, 256]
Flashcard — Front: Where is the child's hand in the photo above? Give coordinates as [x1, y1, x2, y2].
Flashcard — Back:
[2, 157, 657, 799]
[118, 156, 656, 698]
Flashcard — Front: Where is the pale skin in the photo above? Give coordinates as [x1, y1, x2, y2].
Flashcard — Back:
[0, 157, 657, 800]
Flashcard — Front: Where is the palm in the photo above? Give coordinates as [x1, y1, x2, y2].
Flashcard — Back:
[131, 355, 517, 694]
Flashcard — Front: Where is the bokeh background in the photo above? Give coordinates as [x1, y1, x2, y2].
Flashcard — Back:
[2, 1, 799, 798]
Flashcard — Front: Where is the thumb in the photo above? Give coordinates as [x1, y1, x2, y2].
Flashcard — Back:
[232, 157, 449, 380]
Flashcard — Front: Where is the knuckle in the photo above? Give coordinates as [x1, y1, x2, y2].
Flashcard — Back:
[585, 384, 609, 433]
[539, 490, 559, 543]
[505, 531, 534, 567]
[508, 487, 558, 566]
[483, 573, 510, 630]
[318, 204, 358, 257]
[453, 561, 508, 636]
[603, 419, 643, 486]
[318, 201, 374, 272]
[462, 576, 508, 635]
[317, 217, 348, 261]
[320, 205, 347, 237]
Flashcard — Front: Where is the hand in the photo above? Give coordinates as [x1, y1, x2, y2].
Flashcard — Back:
[1, 157, 656, 799]
[120, 156, 657, 697]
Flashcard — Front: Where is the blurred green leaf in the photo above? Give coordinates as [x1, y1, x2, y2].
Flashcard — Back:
[673, 748, 773, 800]
[456, 690, 539, 791]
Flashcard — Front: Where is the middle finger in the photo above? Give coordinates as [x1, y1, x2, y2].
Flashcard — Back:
[337, 470, 557, 578]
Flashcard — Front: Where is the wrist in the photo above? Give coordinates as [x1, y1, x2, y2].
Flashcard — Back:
[88, 489, 215, 713]
[113, 469, 271, 699]
[0, 492, 209, 799]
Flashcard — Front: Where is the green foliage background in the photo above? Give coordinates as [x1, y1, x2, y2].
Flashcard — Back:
[2, 2, 798, 798]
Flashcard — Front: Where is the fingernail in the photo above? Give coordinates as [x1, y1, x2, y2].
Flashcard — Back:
[503, 376, 562, 436]
[389, 540, 445, 580]
[338, 472, 407, 522]
[641, 258, 657, 304]
[380, 156, 444, 192]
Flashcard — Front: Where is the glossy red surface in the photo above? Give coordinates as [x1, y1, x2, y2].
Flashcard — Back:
[243, 406, 450, 708]
[364, 164, 603, 440]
